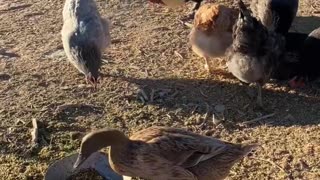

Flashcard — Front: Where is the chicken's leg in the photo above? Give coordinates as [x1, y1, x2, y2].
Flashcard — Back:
[256, 84, 263, 107]
[203, 56, 212, 75]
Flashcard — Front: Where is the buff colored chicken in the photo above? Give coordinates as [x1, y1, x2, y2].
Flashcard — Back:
[189, 3, 238, 74]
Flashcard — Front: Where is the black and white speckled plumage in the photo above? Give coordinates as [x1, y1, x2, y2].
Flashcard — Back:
[226, 0, 285, 106]
[227, 1, 285, 84]
[61, 0, 110, 85]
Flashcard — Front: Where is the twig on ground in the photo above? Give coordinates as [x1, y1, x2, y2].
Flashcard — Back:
[138, 89, 149, 101]
[199, 88, 209, 98]
[177, 19, 193, 28]
[174, 51, 184, 59]
[251, 157, 288, 174]
[150, 89, 155, 102]
[31, 118, 38, 145]
[101, 59, 109, 64]
[242, 113, 275, 125]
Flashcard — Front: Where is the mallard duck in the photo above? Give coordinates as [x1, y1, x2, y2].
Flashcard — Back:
[61, 0, 111, 88]
[250, 0, 299, 35]
[226, 0, 286, 107]
[74, 126, 257, 180]
[189, 3, 238, 74]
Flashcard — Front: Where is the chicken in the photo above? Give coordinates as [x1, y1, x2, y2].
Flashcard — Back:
[250, 0, 299, 35]
[289, 27, 320, 88]
[189, 3, 238, 74]
[226, 0, 286, 107]
[148, 0, 204, 21]
[61, 0, 111, 88]
[270, 32, 308, 81]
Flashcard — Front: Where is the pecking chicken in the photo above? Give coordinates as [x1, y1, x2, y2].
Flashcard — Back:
[189, 3, 238, 74]
[250, 0, 299, 35]
[148, 0, 205, 21]
[289, 27, 320, 88]
[61, 0, 111, 88]
[226, 0, 286, 107]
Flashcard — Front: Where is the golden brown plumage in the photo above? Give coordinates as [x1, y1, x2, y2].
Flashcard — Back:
[189, 3, 238, 74]
[74, 126, 257, 180]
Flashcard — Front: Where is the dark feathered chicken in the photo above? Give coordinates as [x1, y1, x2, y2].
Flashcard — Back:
[226, 0, 286, 107]
[250, 0, 299, 35]
[61, 0, 110, 88]
[270, 32, 308, 81]
[289, 27, 320, 88]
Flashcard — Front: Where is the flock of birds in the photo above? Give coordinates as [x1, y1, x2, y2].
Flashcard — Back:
[58, 0, 320, 179]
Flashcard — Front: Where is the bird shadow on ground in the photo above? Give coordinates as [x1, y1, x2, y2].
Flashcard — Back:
[0, 49, 20, 59]
[292, 16, 320, 33]
[53, 103, 104, 123]
[119, 73, 320, 129]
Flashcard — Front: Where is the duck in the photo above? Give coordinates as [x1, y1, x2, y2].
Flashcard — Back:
[61, 0, 111, 88]
[189, 3, 238, 74]
[226, 0, 286, 107]
[250, 0, 299, 35]
[289, 27, 320, 88]
[74, 126, 257, 180]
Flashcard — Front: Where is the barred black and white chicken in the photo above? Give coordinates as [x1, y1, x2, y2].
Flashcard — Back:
[61, 0, 111, 88]
[226, 0, 286, 107]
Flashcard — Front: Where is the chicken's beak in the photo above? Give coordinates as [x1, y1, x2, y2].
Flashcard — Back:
[238, 0, 246, 10]
[239, 11, 245, 20]
[237, 0, 248, 19]
[86, 74, 99, 90]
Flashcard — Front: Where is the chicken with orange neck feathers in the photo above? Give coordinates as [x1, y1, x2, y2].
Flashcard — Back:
[189, 3, 238, 74]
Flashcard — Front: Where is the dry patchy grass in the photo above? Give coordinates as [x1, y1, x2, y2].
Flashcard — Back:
[0, 0, 319, 179]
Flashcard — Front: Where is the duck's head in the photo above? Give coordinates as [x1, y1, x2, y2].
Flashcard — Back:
[73, 129, 128, 169]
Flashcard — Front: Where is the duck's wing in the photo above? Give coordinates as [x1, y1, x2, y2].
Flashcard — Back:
[131, 127, 229, 168]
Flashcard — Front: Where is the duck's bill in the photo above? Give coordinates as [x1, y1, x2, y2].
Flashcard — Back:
[73, 154, 86, 169]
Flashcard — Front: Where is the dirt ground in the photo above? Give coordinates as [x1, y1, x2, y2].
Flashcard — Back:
[0, 0, 320, 179]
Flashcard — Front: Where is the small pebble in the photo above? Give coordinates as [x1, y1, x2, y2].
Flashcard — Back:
[70, 131, 82, 140]
[214, 104, 225, 113]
